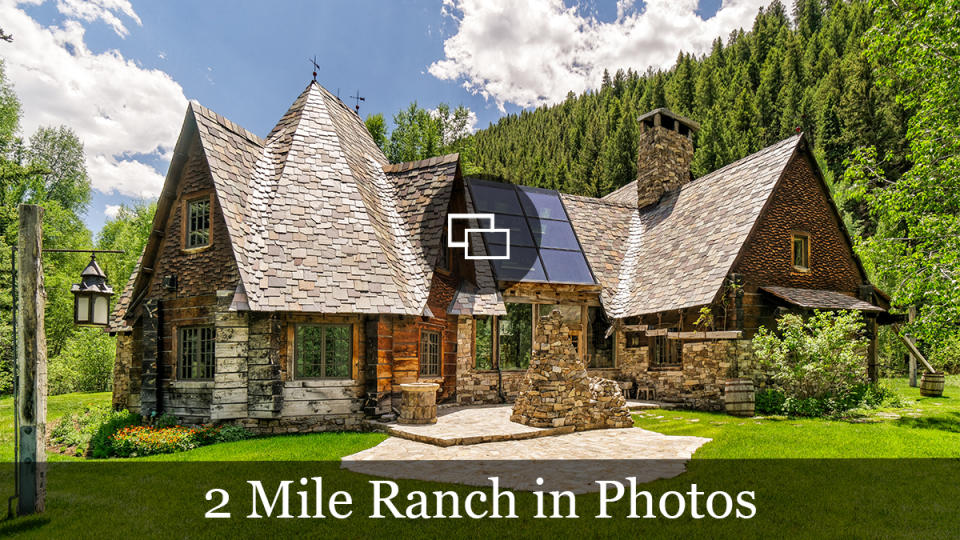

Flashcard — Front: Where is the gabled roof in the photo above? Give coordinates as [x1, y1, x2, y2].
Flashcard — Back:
[569, 135, 803, 318]
[113, 82, 461, 327]
[111, 83, 869, 329]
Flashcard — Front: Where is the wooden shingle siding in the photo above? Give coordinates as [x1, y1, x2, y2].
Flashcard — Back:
[733, 151, 866, 336]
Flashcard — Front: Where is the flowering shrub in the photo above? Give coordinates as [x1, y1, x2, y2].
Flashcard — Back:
[108, 424, 253, 457]
[110, 425, 218, 457]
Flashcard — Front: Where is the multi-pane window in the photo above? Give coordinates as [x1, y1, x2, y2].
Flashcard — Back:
[498, 303, 532, 370]
[792, 233, 809, 271]
[178, 326, 215, 380]
[625, 332, 644, 349]
[475, 316, 494, 370]
[420, 330, 441, 377]
[586, 306, 614, 368]
[295, 325, 352, 379]
[186, 197, 211, 248]
[650, 331, 682, 369]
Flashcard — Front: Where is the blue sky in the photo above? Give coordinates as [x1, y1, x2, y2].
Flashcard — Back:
[2, 0, 766, 235]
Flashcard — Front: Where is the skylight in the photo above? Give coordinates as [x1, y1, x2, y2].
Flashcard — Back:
[466, 179, 596, 285]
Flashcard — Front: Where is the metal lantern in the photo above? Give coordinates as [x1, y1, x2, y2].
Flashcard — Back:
[71, 255, 114, 326]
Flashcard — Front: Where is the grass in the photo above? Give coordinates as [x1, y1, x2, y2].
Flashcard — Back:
[0, 378, 956, 538]
[0, 392, 111, 462]
[632, 376, 960, 458]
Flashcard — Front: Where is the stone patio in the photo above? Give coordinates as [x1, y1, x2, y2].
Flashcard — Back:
[346, 404, 711, 493]
[342, 425, 711, 493]
[368, 403, 671, 447]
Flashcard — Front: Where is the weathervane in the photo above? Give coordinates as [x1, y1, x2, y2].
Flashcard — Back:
[350, 89, 365, 114]
[309, 55, 320, 82]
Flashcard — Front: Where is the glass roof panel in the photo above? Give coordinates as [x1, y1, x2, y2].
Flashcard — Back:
[539, 249, 594, 284]
[491, 246, 547, 282]
[527, 218, 581, 250]
[517, 185, 567, 220]
[469, 180, 524, 215]
[487, 214, 534, 247]
[465, 178, 596, 285]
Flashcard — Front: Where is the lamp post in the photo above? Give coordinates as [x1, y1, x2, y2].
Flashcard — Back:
[8, 205, 123, 517]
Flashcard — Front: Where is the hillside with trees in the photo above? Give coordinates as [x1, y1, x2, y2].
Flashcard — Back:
[371, 0, 958, 371]
[464, 0, 907, 237]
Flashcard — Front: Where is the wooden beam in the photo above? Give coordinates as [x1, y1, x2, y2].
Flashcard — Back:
[894, 324, 936, 373]
[667, 330, 743, 340]
[16, 204, 46, 515]
[622, 324, 648, 332]
[908, 307, 918, 387]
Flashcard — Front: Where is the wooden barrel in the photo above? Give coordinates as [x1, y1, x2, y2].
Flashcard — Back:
[398, 383, 440, 425]
[920, 372, 945, 397]
[724, 378, 755, 417]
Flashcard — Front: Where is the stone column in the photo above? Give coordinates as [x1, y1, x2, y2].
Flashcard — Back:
[139, 299, 160, 418]
[111, 333, 134, 410]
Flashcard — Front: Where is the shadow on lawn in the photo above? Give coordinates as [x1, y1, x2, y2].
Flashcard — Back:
[0, 515, 50, 536]
[895, 411, 960, 433]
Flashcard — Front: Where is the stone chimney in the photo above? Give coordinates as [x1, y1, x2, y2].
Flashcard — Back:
[635, 108, 699, 208]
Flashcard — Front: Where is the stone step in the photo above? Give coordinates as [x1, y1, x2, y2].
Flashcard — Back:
[364, 418, 575, 447]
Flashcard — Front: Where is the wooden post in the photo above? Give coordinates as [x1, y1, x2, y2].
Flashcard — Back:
[908, 306, 917, 387]
[16, 204, 46, 515]
[858, 284, 879, 383]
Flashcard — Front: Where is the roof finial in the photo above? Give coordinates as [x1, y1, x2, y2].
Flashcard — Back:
[350, 89, 365, 115]
[309, 55, 320, 82]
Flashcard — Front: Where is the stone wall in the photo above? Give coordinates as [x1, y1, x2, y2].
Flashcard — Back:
[111, 332, 135, 411]
[613, 333, 759, 410]
[510, 311, 632, 430]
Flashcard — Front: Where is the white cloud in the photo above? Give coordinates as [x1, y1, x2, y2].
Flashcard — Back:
[56, 0, 142, 38]
[0, 0, 187, 198]
[430, 0, 785, 111]
[104, 203, 121, 218]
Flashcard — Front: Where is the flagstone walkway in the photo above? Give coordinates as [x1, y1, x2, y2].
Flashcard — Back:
[344, 405, 711, 493]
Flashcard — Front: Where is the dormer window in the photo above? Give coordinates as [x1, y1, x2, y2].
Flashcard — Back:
[186, 196, 211, 249]
[792, 233, 810, 271]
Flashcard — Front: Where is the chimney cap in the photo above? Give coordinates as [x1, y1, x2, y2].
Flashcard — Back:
[637, 108, 700, 132]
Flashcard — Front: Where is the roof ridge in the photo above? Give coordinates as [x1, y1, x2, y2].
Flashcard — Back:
[189, 100, 263, 147]
[687, 134, 801, 186]
[601, 133, 802, 203]
[561, 192, 635, 209]
[383, 153, 460, 173]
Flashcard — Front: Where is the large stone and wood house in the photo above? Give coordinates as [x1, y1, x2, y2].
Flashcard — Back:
[110, 81, 891, 432]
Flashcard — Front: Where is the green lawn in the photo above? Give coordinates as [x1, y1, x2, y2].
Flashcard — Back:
[0, 379, 957, 539]
[633, 376, 960, 458]
[0, 392, 112, 462]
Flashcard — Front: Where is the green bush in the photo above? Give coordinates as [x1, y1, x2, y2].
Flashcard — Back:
[50, 404, 140, 457]
[90, 409, 143, 458]
[752, 310, 868, 412]
[755, 389, 787, 415]
[48, 328, 116, 395]
[755, 383, 897, 417]
[214, 425, 254, 443]
[152, 412, 180, 429]
[929, 334, 960, 374]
